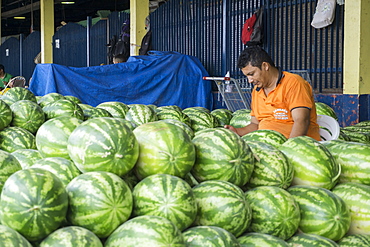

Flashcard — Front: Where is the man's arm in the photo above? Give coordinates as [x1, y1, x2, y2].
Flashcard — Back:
[290, 107, 311, 138]
[224, 116, 259, 136]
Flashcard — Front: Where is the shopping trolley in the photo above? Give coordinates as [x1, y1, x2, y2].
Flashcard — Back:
[203, 75, 253, 112]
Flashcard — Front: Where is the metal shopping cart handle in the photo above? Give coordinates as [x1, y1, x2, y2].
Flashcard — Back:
[203, 76, 230, 81]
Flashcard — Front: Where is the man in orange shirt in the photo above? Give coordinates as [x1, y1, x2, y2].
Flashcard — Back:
[225, 46, 320, 141]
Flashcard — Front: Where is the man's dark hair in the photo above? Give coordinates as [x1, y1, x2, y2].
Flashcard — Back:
[237, 46, 275, 69]
[0, 64, 4, 71]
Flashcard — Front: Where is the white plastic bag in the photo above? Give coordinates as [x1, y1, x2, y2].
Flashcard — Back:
[311, 0, 336, 29]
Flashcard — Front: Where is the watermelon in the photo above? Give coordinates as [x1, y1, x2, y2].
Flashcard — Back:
[211, 108, 234, 127]
[96, 101, 130, 118]
[245, 186, 301, 240]
[233, 109, 251, 116]
[10, 100, 45, 134]
[230, 111, 251, 128]
[183, 106, 210, 113]
[192, 180, 252, 237]
[31, 157, 81, 187]
[67, 117, 139, 177]
[287, 233, 339, 246]
[11, 148, 43, 169]
[1, 87, 37, 105]
[104, 215, 185, 247]
[332, 182, 370, 235]
[66, 171, 133, 238]
[0, 149, 22, 192]
[241, 129, 287, 148]
[340, 129, 370, 144]
[0, 99, 12, 130]
[183, 109, 218, 132]
[36, 116, 83, 159]
[0, 225, 32, 247]
[278, 136, 340, 190]
[121, 169, 140, 190]
[156, 105, 182, 112]
[245, 141, 293, 189]
[64, 95, 82, 104]
[191, 128, 254, 187]
[132, 174, 197, 231]
[0, 168, 68, 242]
[116, 118, 137, 130]
[183, 226, 240, 247]
[133, 121, 195, 179]
[287, 185, 351, 241]
[125, 104, 158, 126]
[322, 140, 370, 185]
[82, 107, 113, 120]
[0, 126, 36, 152]
[37, 92, 65, 108]
[39, 226, 102, 247]
[237, 232, 289, 247]
[160, 118, 195, 139]
[78, 103, 94, 110]
[315, 102, 338, 120]
[337, 234, 370, 247]
[183, 172, 199, 187]
[156, 108, 192, 126]
[42, 99, 84, 120]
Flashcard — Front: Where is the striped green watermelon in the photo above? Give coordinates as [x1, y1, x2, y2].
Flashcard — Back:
[105, 215, 185, 247]
[0, 99, 12, 130]
[183, 109, 218, 132]
[338, 130, 351, 141]
[183, 106, 210, 113]
[233, 109, 251, 116]
[67, 117, 139, 177]
[31, 157, 81, 187]
[39, 226, 102, 247]
[278, 136, 340, 190]
[1, 87, 37, 105]
[0, 126, 36, 152]
[191, 128, 254, 187]
[42, 99, 84, 120]
[183, 172, 199, 187]
[116, 118, 137, 130]
[0, 168, 68, 242]
[322, 140, 370, 185]
[316, 102, 338, 120]
[125, 104, 158, 126]
[37, 92, 65, 108]
[78, 103, 94, 110]
[192, 180, 252, 237]
[82, 107, 113, 120]
[287, 233, 339, 246]
[132, 174, 197, 231]
[121, 169, 140, 190]
[0, 149, 22, 192]
[245, 186, 301, 240]
[66, 171, 132, 238]
[230, 111, 251, 128]
[183, 226, 240, 247]
[11, 148, 43, 169]
[211, 108, 234, 127]
[64, 95, 82, 104]
[245, 141, 293, 189]
[332, 182, 370, 235]
[96, 101, 130, 118]
[287, 185, 351, 241]
[237, 233, 289, 247]
[160, 118, 195, 139]
[133, 121, 195, 179]
[337, 234, 370, 247]
[241, 129, 287, 148]
[10, 100, 45, 134]
[156, 108, 191, 127]
[0, 225, 32, 247]
[36, 116, 83, 159]
[156, 105, 182, 112]
[147, 104, 157, 112]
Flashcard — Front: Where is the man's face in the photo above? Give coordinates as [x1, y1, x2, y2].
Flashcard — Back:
[241, 62, 268, 89]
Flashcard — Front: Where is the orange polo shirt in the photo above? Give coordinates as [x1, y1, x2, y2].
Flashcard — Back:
[250, 71, 321, 141]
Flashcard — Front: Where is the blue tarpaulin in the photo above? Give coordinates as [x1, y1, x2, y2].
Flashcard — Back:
[29, 51, 213, 109]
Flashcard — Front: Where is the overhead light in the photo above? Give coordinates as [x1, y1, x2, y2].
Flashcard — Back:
[61, 1, 75, 4]
[14, 17, 26, 19]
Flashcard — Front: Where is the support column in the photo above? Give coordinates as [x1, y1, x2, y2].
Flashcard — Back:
[130, 0, 149, 56]
[40, 0, 54, 63]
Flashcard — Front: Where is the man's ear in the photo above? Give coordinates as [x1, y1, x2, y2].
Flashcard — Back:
[261, 62, 269, 71]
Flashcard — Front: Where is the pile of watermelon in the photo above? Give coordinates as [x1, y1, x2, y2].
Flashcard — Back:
[0, 88, 369, 246]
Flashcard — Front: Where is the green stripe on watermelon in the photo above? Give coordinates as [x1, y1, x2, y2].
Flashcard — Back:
[191, 128, 254, 187]
[287, 233, 339, 246]
[10, 100, 45, 134]
[183, 226, 240, 247]
[160, 119, 195, 139]
[230, 112, 251, 128]
[125, 104, 158, 126]
[211, 108, 233, 127]
[66, 171, 133, 238]
[82, 107, 113, 120]
[0, 225, 32, 247]
[64, 95, 82, 104]
[1, 87, 37, 105]
[315, 102, 338, 120]
[0, 149, 22, 192]
[337, 234, 370, 247]
[96, 101, 130, 118]
[184, 110, 218, 132]
[339, 129, 370, 144]
[37, 93, 65, 108]
[183, 106, 210, 114]
[278, 136, 340, 189]
[156, 108, 192, 127]
[67, 117, 139, 177]
[192, 180, 252, 237]
[11, 148, 43, 169]
[0, 168, 68, 242]
[237, 232, 289, 247]
[132, 174, 197, 231]
[156, 105, 182, 112]
[287, 185, 351, 241]
[0, 126, 36, 152]
[42, 99, 84, 120]
[242, 129, 287, 148]
[332, 182, 370, 235]
[105, 215, 185, 247]
[245, 186, 301, 240]
[0, 99, 12, 130]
